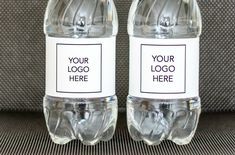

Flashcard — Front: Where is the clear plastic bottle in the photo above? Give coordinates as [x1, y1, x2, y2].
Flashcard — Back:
[43, 0, 118, 145]
[127, 0, 202, 145]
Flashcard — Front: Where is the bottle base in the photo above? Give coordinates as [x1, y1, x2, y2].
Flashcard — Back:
[43, 95, 118, 145]
[127, 96, 201, 145]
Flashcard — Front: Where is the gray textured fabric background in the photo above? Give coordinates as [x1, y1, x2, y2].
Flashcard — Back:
[0, 0, 234, 112]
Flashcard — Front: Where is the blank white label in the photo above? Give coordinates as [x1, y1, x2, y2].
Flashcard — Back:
[129, 37, 199, 99]
[46, 37, 116, 98]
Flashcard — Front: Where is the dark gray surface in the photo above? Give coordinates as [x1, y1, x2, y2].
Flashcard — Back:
[0, 0, 235, 112]
[0, 112, 235, 155]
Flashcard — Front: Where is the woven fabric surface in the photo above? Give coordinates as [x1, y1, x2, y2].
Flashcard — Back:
[0, 0, 235, 111]
[0, 112, 235, 155]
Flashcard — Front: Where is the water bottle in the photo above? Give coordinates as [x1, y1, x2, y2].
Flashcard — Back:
[43, 0, 118, 145]
[127, 0, 202, 145]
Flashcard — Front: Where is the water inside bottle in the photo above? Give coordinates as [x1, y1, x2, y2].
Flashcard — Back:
[43, 0, 118, 145]
[127, 0, 202, 145]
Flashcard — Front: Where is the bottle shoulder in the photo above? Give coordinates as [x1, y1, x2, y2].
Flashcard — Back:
[44, 0, 118, 38]
[128, 0, 202, 38]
